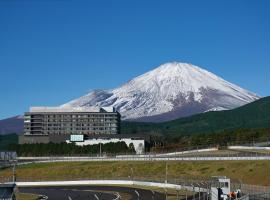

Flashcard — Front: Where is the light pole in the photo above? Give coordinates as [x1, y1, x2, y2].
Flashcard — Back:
[131, 167, 134, 181]
[191, 184, 195, 200]
[165, 162, 168, 184]
[12, 163, 16, 183]
[164, 162, 168, 200]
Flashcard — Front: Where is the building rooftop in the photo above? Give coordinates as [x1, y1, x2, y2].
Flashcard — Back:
[29, 106, 116, 113]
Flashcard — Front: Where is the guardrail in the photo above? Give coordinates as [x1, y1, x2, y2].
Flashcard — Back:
[228, 146, 270, 150]
[15, 146, 270, 163]
[16, 155, 270, 164]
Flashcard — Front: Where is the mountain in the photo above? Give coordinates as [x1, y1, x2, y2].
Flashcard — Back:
[121, 96, 270, 136]
[62, 62, 259, 122]
[1, 96, 269, 140]
[0, 61, 261, 135]
[0, 115, 24, 135]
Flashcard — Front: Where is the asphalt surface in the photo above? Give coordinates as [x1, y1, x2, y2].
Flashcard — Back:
[19, 186, 171, 200]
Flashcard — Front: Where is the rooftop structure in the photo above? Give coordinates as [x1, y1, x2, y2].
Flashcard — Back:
[29, 106, 116, 113]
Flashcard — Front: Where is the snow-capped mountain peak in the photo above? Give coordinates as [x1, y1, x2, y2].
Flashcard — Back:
[61, 62, 259, 122]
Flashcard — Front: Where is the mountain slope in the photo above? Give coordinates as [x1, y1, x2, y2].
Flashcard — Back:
[0, 116, 24, 135]
[121, 96, 270, 135]
[62, 62, 259, 122]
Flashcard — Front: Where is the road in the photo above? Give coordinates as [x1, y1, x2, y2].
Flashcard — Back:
[19, 186, 170, 200]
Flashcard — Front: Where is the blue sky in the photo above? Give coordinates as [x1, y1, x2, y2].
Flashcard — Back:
[0, 0, 269, 119]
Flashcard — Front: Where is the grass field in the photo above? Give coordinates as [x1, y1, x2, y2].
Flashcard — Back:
[1, 161, 270, 186]
[16, 193, 38, 200]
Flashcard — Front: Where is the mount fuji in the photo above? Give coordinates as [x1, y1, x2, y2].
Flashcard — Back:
[61, 62, 259, 122]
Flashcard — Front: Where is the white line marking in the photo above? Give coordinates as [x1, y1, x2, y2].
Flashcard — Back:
[135, 190, 140, 199]
[94, 194, 99, 200]
[113, 192, 121, 200]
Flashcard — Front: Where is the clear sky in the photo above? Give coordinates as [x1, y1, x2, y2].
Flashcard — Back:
[0, 0, 269, 119]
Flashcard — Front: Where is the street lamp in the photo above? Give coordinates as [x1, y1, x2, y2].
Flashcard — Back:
[130, 167, 134, 181]
[165, 162, 168, 184]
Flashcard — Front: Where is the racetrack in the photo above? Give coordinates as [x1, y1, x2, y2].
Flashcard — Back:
[19, 186, 169, 200]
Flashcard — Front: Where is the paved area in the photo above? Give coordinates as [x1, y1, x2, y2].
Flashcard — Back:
[19, 186, 169, 200]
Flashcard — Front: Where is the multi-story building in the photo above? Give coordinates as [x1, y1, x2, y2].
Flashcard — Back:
[19, 106, 147, 154]
[20, 106, 121, 144]
[24, 107, 120, 136]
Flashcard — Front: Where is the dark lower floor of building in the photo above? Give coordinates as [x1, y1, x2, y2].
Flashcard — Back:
[19, 134, 150, 144]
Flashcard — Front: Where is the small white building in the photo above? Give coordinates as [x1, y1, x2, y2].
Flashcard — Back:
[211, 176, 231, 200]
[67, 135, 145, 154]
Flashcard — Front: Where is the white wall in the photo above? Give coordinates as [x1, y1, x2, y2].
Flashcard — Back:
[228, 146, 270, 150]
[16, 180, 207, 192]
[67, 138, 145, 154]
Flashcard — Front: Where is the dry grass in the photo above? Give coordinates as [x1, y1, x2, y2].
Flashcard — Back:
[1, 161, 270, 186]
[236, 149, 270, 154]
[16, 193, 38, 200]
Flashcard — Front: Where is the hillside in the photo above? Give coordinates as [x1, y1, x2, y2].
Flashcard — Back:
[0, 97, 269, 150]
[0, 115, 24, 135]
[0, 134, 18, 150]
[121, 96, 270, 136]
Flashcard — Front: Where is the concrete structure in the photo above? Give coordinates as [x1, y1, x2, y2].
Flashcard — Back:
[67, 137, 145, 154]
[211, 177, 231, 200]
[20, 106, 121, 144]
[228, 146, 270, 151]
[0, 183, 16, 200]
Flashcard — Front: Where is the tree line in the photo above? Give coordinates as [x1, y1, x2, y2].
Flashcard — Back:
[4, 128, 270, 155]
[8, 141, 136, 156]
[150, 128, 270, 152]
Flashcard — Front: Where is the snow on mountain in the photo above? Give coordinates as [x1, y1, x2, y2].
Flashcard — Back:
[204, 106, 227, 112]
[61, 62, 260, 122]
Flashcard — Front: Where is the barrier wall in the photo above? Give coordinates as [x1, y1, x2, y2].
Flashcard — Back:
[228, 146, 270, 150]
[16, 180, 208, 193]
